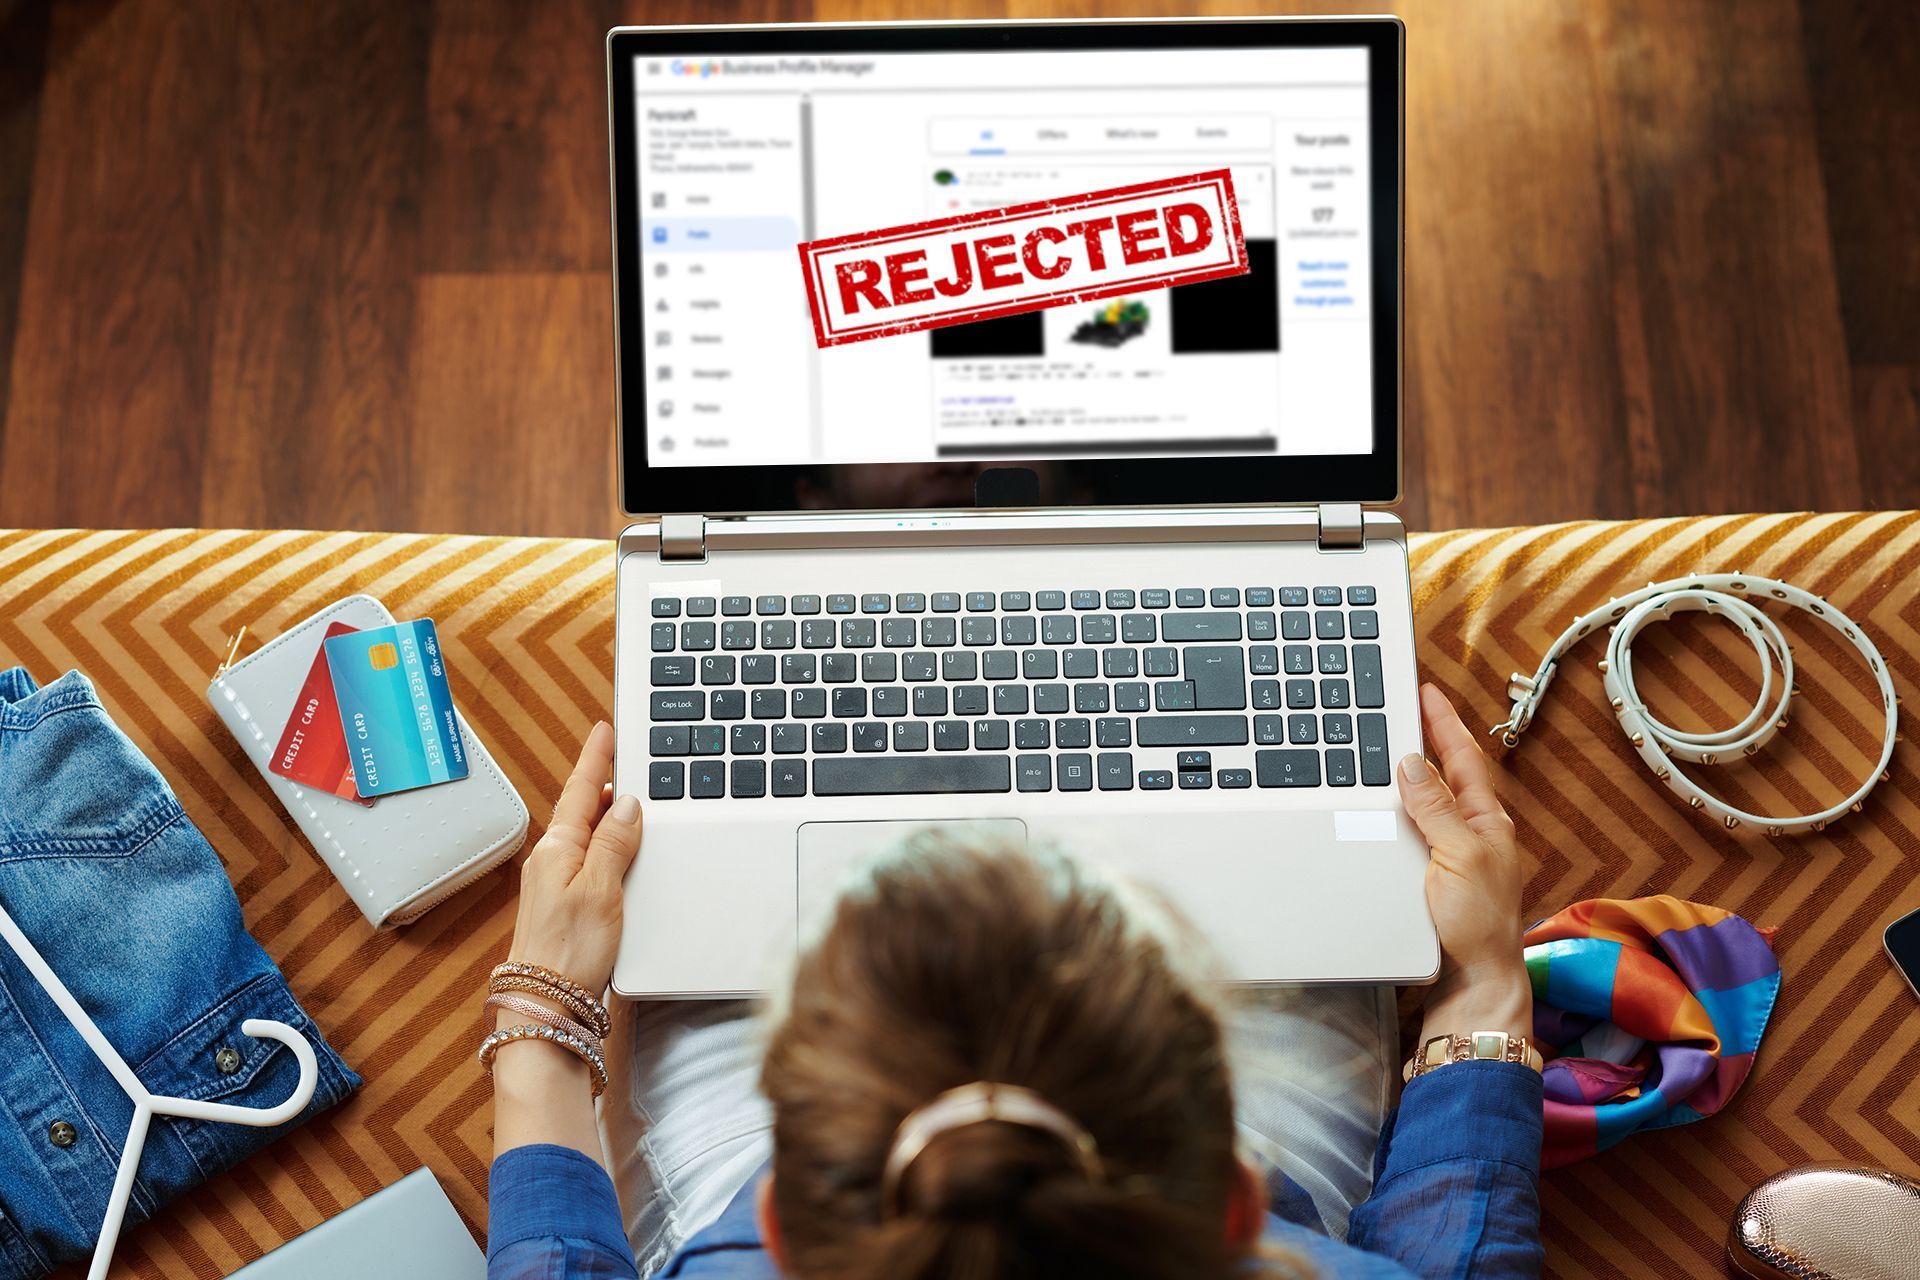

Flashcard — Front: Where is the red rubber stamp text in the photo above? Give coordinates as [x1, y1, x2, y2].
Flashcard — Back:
[797, 169, 1247, 348]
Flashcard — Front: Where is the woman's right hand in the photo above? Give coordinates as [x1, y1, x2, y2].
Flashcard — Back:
[1398, 682, 1532, 1041]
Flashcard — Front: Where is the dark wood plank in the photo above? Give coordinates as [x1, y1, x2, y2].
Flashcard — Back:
[1851, 365, 1920, 512]
[0, 0, 53, 461]
[0, 0, 234, 528]
[199, 0, 430, 531]
[409, 274, 617, 538]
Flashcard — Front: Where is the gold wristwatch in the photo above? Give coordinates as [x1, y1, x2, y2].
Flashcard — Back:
[1402, 1031, 1544, 1082]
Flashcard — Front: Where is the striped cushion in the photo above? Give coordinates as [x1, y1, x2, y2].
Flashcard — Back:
[1, 516, 1914, 1280]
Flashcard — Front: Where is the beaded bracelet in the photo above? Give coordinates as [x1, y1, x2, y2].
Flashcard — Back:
[483, 993, 602, 1054]
[479, 1023, 609, 1098]
[487, 963, 610, 1039]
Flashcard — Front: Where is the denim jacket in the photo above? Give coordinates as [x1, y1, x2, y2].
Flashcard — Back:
[0, 668, 361, 1279]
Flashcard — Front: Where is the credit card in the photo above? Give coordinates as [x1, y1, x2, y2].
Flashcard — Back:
[269, 621, 374, 807]
[323, 619, 470, 798]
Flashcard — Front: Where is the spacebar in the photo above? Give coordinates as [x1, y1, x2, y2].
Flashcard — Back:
[812, 757, 1012, 796]
[1134, 715, 1250, 746]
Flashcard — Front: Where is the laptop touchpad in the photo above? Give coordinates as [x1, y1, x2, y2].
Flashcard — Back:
[797, 818, 1027, 942]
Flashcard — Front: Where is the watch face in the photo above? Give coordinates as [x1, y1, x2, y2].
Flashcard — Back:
[1472, 1031, 1508, 1060]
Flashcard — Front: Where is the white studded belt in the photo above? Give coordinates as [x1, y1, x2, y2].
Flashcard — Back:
[1490, 573, 1899, 836]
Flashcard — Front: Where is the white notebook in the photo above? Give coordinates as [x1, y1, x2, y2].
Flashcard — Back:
[231, 1167, 485, 1278]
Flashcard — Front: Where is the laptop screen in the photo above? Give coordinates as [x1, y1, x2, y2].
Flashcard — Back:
[609, 21, 1402, 513]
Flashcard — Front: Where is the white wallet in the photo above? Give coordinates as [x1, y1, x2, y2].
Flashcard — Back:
[207, 594, 529, 928]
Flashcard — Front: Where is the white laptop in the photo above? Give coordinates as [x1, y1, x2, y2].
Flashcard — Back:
[604, 16, 1437, 998]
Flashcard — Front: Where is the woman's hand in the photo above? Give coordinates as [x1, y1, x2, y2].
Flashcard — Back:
[1398, 683, 1531, 1040]
[506, 721, 644, 994]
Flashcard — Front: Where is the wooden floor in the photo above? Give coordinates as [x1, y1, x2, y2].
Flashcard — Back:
[0, 0, 1915, 537]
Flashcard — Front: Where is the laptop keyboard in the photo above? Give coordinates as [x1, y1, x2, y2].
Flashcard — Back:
[643, 584, 1390, 800]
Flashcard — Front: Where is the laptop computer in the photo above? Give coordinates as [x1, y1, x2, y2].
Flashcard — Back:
[604, 16, 1436, 998]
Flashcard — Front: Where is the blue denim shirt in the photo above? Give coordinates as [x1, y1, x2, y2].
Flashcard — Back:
[0, 668, 361, 1279]
[488, 1061, 1545, 1278]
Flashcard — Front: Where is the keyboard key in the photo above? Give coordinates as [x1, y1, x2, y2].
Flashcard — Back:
[842, 619, 877, 648]
[651, 597, 681, 618]
[912, 686, 948, 716]
[651, 691, 703, 720]
[1081, 614, 1117, 644]
[1315, 611, 1345, 641]
[1136, 715, 1249, 746]
[1324, 713, 1354, 744]
[1015, 718, 1050, 749]
[1140, 588, 1171, 609]
[1102, 648, 1138, 678]
[872, 686, 907, 717]
[812, 757, 1012, 796]
[894, 721, 929, 751]
[651, 622, 676, 652]
[1034, 683, 1070, 714]
[1000, 591, 1031, 610]
[741, 654, 777, 685]
[1071, 590, 1100, 610]
[932, 592, 961, 612]
[690, 760, 726, 798]
[882, 618, 917, 648]
[973, 719, 1010, 750]
[1252, 679, 1281, 710]
[1285, 679, 1316, 709]
[781, 654, 816, 684]
[1350, 610, 1380, 640]
[1002, 616, 1038, 646]
[700, 655, 735, 685]
[1313, 586, 1343, 606]
[1144, 647, 1179, 676]
[1246, 587, 1275, 607]
[812, 723, 848, 753]
[1285, 646, 1314, 675]
[1321, 679, 1351, 709]
[923, 617, 958, 647]
[710, 691, 745, 720]
[895, 593, 925, 613]
[1281, 611, 1310, 640]
[1249, 646, 1279, 676]
[941, 651, 979, 681]
[832, 687, 867, 718]
[802, 619, 836, 649]
[953, 685, 988, 715]
[1058, 753, 1094, 790]
[652, 656, 695, 686]
[692, 725, 726, 755]
[1327, 749, 1357, 787]
[1219, 768, 1252, 788]
[983, 650, 1018, 680]
[680, 622, 716, 651]
[721, 596, 751, 616]
[1178, 770, 1212, 790]
[1174, 588, 1206, 608]
[771, 760, 807, 796]
[1042, 615, 1076, 645]
[1280, 587, 1309, 606]
[934, 720, 968, 751]
[966, 591, 995, 612]
[756, 595, 786, 616]
[1184, 646, 1246, 710]
[1022, 648, 1058, 679]
[1353, 645, 1385, 708]
[649, 761, 684, 799]
[1056, 718, 1092, 749]
[1254, 714, 1284, 745]
[1177, 750, 1212, 770]
[1017, 754, 1051, 791]
[751, 689, 786, 719]
[1160, 612, 1242, 641]
[1248, 611, 1277, 640]
[1210, 587, 1240, 607]
[687, 596, 716, 616]
[1096, 717, 1131, 748]
[1358, 713, 1390, 784]
[791, 594, 822, 615]
[1073, 683, 1109, 713]
[1288, 714, 1318, 745]
[862, 652, 898, 682]
[730, 760, 765, 797]
[792, 689, 826, 718]
[993, 684, 1029, 715]
[1105, 589, 1135, 609]
[651, 726, 689, 756]
[771, 723, 807, 753]
[1115, 681, 1150, 712]
[1347, 585, 1377, 606]
[722, 621, 757, 650]
[1098, 753, 1134, 790]
[1063, 648, 1099, 679]
[1255, 749, 1320, 788]
[860, 593, 890, 614]
[1036, 590, 1067, 611]
[1317, 646, 1347, 675]
[904, 652, 938, 681]
[1140, 769, 1174, 790]
[961, 618, 995, 646]
[1121, 613, 1156, 643]
[827, 594, 856, 614]
[1154, 680, 1196, 711]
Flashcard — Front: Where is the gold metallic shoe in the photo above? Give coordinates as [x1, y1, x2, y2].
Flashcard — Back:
[1727, 1163, 1920, 1279]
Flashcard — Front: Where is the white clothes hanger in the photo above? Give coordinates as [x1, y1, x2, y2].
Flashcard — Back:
[0, 900, 318, 1280]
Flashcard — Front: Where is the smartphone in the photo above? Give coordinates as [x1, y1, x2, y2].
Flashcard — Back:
[1886, 907, 1920, 999]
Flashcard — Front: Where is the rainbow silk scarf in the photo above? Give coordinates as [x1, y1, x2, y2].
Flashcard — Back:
[1523, 896, 1781, 1169]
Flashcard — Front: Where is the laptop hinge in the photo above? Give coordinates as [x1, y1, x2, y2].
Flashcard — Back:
[1316, 503, 1365, 551]
[658, 513, 707, 563]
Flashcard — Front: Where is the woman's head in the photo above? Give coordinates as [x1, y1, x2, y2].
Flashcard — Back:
[758, 833, 1292, 1280]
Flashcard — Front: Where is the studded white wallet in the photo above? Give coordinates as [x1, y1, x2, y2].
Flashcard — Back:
[207, 593, 529, 927]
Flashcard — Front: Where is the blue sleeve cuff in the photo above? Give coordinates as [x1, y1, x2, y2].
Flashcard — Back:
[1379, 1061, 1544, 1183]
[488, 1143, 637, 1267]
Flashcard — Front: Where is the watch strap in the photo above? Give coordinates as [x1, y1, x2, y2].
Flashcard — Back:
[1402, 1030, 1544, 1082]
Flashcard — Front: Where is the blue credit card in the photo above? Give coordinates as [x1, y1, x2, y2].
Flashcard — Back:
[323, 619, 470, 798]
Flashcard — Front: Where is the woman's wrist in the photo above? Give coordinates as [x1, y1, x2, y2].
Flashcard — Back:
[1420, 958, 1533, 1043]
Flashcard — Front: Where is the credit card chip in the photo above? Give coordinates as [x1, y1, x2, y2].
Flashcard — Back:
[367, 642, 400, 671]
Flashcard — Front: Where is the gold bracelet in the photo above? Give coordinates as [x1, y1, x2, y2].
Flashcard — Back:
[479, 1023, 608, 1098]
[1402, 1031, 1544, 1082]
[487, 965, 610, 1039]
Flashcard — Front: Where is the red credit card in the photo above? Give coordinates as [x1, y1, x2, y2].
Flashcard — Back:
[269, 621, 374, 806]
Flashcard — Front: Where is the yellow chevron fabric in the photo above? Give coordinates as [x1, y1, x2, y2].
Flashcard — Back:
[1, 517, 1915, 1280]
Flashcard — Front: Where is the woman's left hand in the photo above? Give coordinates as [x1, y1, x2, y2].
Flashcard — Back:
[506, 720, 644, 993]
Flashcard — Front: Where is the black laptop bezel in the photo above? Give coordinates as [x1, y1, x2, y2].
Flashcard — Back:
[608, 17, 1404, 517]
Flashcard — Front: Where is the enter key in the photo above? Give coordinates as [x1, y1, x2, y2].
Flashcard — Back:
[1182, 646, 1246, 710]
